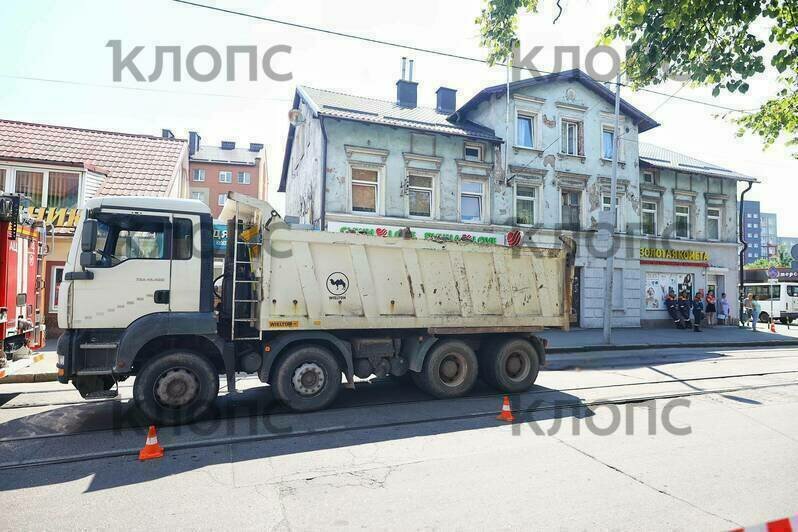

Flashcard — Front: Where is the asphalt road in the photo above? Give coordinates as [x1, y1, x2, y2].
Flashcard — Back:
[1, 345, 797, 530]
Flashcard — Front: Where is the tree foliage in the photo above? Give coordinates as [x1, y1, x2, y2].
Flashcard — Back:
[744, 244, 794, 269]
[476, 0, 798, 156]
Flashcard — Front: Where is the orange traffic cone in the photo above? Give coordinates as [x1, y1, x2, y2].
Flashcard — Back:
[139, 425, 164, 461]
[771, 321, 776, 333]
[497, 396, 515, 422]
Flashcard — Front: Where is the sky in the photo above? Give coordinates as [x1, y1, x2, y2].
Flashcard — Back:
[1, 0, 796, 235]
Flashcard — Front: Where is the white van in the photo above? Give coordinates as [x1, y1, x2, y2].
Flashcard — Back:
[742, 282, 798, 324]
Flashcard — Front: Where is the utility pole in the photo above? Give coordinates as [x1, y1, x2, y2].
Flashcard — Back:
[602, 72, 622, 344]
[504, 60, 511, 183]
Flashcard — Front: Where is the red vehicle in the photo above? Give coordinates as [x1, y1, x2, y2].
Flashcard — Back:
[0, 194, 47, 363]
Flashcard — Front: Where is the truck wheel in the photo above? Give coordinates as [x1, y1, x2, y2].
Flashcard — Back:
[759, 311, 770, 323]
[133, 350, 219, 426]
[272, 345, 341, 412]
[480, 338, 540, 393]
[413, 340, 478, 398]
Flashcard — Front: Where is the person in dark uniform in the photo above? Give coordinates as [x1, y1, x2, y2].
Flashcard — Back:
[678, 291, 692, 330]
[664, 289, 682, 328]
[692, 292, 705, 332]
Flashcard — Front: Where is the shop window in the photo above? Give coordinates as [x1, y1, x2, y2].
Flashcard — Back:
[515, 185, 536, 226]
[642, 201, 657, 235]
[460, 180, 484, 223]
[351, 168, 379, 214]
[49, 266, 64, 313]
[675, 205, 690, 238]
[561, 191, 581, 230]
[408, 174, 433, 218]
[15, 170, 45, 206]
[193, 169, 205, 182]
[47, 171, 80, 208]
[707, 208, 721, 241]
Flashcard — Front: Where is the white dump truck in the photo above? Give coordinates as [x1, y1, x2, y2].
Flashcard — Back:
[57, 193, 573, 424]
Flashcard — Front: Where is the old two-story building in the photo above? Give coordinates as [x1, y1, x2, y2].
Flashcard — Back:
[0, 119, 190, 334]
[279, 68, 754, 328]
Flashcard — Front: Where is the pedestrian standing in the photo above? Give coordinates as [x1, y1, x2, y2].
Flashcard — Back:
[719, 293, 731, 325]
[752, 297, 761, 332]
[692, 292, 704, 332]
[678, 291, 692, 330]
[744, 293, 754, 327]
[665, 289, 682, 328]
[705, 290, 717, 327]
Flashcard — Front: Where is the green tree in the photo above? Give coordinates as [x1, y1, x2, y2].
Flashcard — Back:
[476, 0, 798, 156]
[744, 244, 793, 269]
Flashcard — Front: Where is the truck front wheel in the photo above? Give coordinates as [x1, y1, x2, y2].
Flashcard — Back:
[412, 340, 478, 398]
[272, 344, 341, 412]
[480, 338, 540, 393]
[133, 350, 219, 425]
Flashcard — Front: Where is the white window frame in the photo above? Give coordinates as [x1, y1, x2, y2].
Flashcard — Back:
[515, 111, 537, 149]
[406, 173, 435, 219]
[459, 179, 486, 224]
[641, 200, 658, 236]
[48, 265, 65, 313]
[560, 118, 583, 156]
[237, 171, 251, 185]
[601, 194, 623, 231]
[192, 168, 205, 182]
[348, 165, 383, 216]
[560, 189, 583, 230]
[464, 142, 484, 162]
[218, 171, 232, 184]
[642, 170, 655, 184]
[514, 182, 538, 226]
[0, 164, 83, 208]
[675, 205, 691, 239]
[601, 126, 615, 161]
[707, 207, 721, 241]
[217, 193, 226, 206]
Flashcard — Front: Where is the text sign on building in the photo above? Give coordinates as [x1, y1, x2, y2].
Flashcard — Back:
[327, 221, 499, 245]
[26, 207, 81, 228]
[640, 247, 709, 262]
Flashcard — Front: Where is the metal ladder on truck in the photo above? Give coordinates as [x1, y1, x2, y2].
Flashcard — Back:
[230, 200, 262, 341]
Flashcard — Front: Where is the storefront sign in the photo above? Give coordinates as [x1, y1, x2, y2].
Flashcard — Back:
[26, 207, 81, 228]
[213, 222, 228, 255]
[327, 221, 499, 245]
[640, 247, 708, 262]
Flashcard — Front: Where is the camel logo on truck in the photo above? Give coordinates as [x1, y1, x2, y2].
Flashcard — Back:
[326, 272, 349, 298]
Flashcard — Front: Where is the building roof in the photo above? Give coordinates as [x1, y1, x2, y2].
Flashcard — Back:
[0, 118, 187, 196]
[639, 142, 757, 182]
[191, 145, 261, 166]
[298, 86, 501, 141]
[454, 69, 660, 133]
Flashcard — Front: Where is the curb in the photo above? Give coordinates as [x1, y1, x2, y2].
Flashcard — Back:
[546, 339, 798, 355]
[0, 372, 58, 384]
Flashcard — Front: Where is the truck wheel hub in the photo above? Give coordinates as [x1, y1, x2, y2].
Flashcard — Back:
[154, 368, 199, 408]
[439, 354, 466, 386]
[505, 352, 529, 381]
[292, 363, 325, 396]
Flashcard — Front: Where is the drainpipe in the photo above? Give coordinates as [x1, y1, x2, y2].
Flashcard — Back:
[320, 116, 328, 231]
[738, 180, 754, 326]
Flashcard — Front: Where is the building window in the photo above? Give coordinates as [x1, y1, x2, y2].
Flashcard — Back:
[516, 114, 535, 148]
[561, 191, 581, 230]
[351, 168, 379, 213]
[602, 195, 620, 227]
[601, 127, 615, 160]
[407, 174, 433, 218]
[560, 119, 583, 156]
[49, 266, 64, 313]
[237, 171, 251, 185]
[460, 180, 484, 223]
[192, 168, 205, 182]
[753, 223, 758, 229]
[642, 171, 654, 184]
[753, 213, 759, 218]
[217, 193, 226, 206]
[464, 143, 484, 162]
[642, 201, 657, 236]
[46, 171, 80, 208]
[14, 170, 45, 206]
[219, 171, 232, 183]
[515, 185, 536, 225]
[191, 191, 206, 204]
[675, 205, 690, 238]
[707, 208, 721, 241]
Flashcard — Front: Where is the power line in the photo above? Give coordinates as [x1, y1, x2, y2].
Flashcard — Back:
[0, 74, 292, 102]
[172, 0, 756, 114]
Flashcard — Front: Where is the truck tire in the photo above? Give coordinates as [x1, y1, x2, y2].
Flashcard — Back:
[479, 338, 540, 393]
[133, 350, 219, 426]
[272, 344, 341, 412]
[413, 340, 478, 398]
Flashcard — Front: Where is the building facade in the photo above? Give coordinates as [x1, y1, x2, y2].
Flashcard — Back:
[280, 69, 754, 328]
[188, 132, 267, 218]
[742, 200, 764, 263]
[0, 119, 189, 335]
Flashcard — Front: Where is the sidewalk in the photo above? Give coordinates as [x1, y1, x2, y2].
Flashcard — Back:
[0, 350, 57, 384]
[540, 323, 798, 354]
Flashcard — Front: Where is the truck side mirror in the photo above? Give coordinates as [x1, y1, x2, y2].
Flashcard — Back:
[80, 251, 97, 268]
[81, 219, 98, 252]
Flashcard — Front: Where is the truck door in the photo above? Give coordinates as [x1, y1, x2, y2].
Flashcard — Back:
[70, 210, 173, 329]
